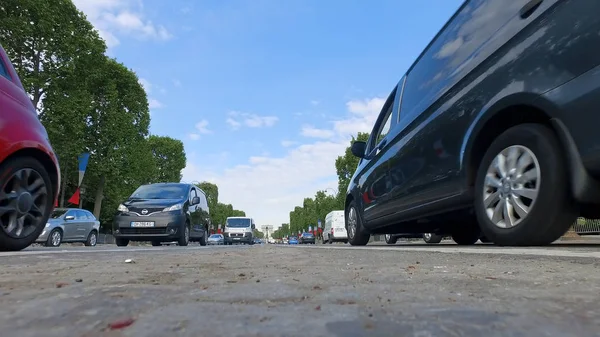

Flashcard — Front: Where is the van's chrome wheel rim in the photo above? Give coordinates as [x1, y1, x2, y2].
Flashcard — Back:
[347, 207, 357, 240]
[51, 231, 61, 246]
[385, 234, 391, 241]
[483, 145, 540, 229]
[0, 168, 48, 238]
[89, 233, 97, 246]
[423, 233, 432, 241]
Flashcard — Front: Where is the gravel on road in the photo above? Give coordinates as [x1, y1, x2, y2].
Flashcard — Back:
[0, 245, 599, 337]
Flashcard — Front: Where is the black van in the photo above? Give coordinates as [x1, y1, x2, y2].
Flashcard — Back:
[113, 183, 210, 247]
[345, 0, 600, 247]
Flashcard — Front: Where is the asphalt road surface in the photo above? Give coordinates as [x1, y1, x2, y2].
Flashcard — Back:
[1, 242, 599, 337]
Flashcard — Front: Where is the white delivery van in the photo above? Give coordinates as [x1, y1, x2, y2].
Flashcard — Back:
[223, 217, 255, 245]
[323, 210, 347, 244]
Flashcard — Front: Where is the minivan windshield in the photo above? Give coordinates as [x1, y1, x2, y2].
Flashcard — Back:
[226, 218, 251, 228]
[130, 184, 188, 200]
[50, 209, 68, 219]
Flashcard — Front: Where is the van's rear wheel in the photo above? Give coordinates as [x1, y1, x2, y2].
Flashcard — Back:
[474, 124, 577, 246]
[384, 234, 398, 245]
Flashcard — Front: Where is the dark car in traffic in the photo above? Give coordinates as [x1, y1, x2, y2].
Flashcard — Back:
[299, 232, 315, 244]
[0, 44, 61, 251]
[113, 183, 210, 247]
[345, 0, 600, 247]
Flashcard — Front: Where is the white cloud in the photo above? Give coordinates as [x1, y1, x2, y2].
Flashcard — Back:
[183, 97, 385, 227]
[310, 100, 320, 106]
[148, 98, 163, 109]
[139, 78, 151, 93]
[195, 120, 212, 134]
[173, 79, 182, 87]
[72, 0, 172, 48]
[188, 133, 201, 140]
[301, 125, 334, 139]
[226, 111, 279, 130]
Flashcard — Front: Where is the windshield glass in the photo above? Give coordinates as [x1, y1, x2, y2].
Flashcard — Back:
[209, 234, 222, 238]
[289, 237, 297, 240]
[226, 218, 251, 228]
[130, 184, 188, 200]
[303, 233, 314, 237]
[50, 209, 68, 219]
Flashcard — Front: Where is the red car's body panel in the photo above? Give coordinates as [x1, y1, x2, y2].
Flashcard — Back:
[0, 44, 60, 203]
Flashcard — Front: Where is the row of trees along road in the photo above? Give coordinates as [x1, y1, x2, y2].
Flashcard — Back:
[272, 132, 370, 239]
[0, 1, 252, 231]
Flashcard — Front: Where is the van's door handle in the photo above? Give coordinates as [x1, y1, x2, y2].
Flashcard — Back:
[519, 0, 543, 19]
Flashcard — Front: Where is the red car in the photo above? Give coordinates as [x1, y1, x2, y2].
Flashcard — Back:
[0, 44, 60, 251]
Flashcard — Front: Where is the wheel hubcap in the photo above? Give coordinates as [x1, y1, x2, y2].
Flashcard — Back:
[90, 233, 96, 245]
[0, 168, 48, 238]
[483, 145, 540, 229]
[52, 231, 61, 246]
[185, 227, 189, 243]
[385, 234, 391, 241]
[424, 233, 432, 240]
[347, 207, 357, 240]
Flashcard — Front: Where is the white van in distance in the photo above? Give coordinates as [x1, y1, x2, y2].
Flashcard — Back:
[323, 210, 348, 244]
[223, 217, 255, 245]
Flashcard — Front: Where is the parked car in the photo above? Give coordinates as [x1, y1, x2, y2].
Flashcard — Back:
[288, 236, 299, 245]
[207, 234, 224, 245]
[323, 210, 348, 244]
[0, 44, 61, 251]
[112, 183, 210, 247]
[253, 238, 263, 245]
[299, 232, 315, 244]
[35, 208, 100, 247]
[344, 0, 600, 247]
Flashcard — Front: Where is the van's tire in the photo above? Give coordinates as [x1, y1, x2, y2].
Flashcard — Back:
[178, 224, 190, 246]
[423, 233, 442, 244]
[199, 231, 207, 246]
[0, 157, 54, 251]
[346, 200, 370, 246]
[474, 123, 578, 246]
[151, 241, 161, 246]
[384, 234, 398, 245]
[115, 238, 129, 247]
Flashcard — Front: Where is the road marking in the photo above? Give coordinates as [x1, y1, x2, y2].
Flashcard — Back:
[281, 244, 600, 259]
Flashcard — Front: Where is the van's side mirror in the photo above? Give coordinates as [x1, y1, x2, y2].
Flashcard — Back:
[251, 224, 255, 230]
[192, 196, 200, 205]
[350, 141, 367, 158]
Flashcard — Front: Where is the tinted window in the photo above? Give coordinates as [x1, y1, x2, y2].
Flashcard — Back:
[65, 210, 76, 219]
[0, 59, 10, 80]
[130, 184, 188, 200]
[399, 0, 522, 120]
[367, 104, 393, 154]
[85, 211, 96, 220]
[75, 210, 87, 220]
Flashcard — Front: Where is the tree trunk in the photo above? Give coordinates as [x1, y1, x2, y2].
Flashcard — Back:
[93, 175, 105, 218]
[59, 166, 68, 208]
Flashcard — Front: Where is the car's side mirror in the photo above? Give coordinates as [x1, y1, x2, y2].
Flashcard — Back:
[351, 141, 367, 158]
[65, 215, 75, 221]
[192, 196, 200, 205]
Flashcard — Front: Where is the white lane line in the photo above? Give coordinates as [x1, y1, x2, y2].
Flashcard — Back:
[280, 244, 600, 259]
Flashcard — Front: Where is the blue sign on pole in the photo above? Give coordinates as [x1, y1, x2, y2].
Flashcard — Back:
[318, 219, 322, 228]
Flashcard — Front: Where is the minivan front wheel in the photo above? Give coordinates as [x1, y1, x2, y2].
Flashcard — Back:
[178, 225, 190, 246]
[346, 201, 370, 246]
[474, 124, 577, 246]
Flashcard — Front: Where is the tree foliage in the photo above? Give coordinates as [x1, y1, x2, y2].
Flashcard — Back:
[195, 182, 246, 228]
[1, 0, 189, 228]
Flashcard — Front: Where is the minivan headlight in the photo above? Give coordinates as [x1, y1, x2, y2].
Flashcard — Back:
[117, 204, 129, 212]
[163, 203, 183, 212]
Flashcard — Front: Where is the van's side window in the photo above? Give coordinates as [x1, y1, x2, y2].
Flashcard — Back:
[0, 59, 10, 80]
[366, 88, 397, 154]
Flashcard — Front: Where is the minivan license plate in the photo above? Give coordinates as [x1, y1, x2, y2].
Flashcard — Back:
[131, 221, 154, 227]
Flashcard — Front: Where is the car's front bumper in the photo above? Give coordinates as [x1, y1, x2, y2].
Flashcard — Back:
[113, 212, 186, 242]
[224, 233, 253, 244]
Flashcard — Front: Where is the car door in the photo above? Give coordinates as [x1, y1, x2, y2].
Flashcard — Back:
[188, 187, 203, 235]
[79, 210, 95, 238]
[62, 210, 79, 240]
[356, 85, 401, 226]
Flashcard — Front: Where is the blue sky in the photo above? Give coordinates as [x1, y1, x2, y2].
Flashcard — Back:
[74, 0, 463, 228]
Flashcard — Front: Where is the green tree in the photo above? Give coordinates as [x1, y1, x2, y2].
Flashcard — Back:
[148, 135, 186, 183]
[253, 229, 265, 239]
[335, 132, 370, 203]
